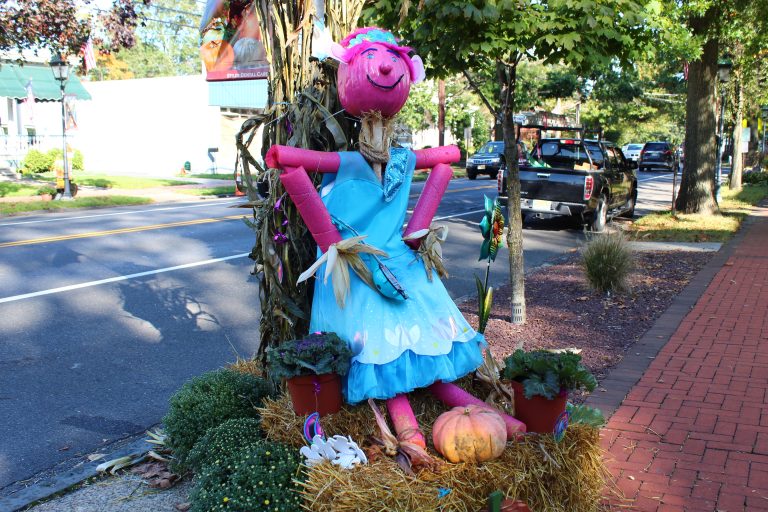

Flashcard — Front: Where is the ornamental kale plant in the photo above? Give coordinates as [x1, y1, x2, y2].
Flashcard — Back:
[266, 332, 352, 381]
[502, 350, 597, 400]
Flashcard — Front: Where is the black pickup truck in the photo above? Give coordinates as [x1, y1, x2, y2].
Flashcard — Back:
[497, 138, 637, 231]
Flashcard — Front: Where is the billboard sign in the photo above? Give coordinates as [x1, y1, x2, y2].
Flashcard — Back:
[199, 0, 269, 82]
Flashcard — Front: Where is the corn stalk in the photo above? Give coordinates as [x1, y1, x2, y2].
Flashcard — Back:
[237, 1, 364, 359]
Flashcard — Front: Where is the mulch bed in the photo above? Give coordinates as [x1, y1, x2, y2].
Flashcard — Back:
[459, 250, 714, 401]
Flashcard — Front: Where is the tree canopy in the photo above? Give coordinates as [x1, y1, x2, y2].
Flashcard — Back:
[365, 0, 660, 325]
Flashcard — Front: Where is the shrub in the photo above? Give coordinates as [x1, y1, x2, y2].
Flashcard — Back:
[163, 368, 275, 473]
[186, 417, 263, 472]
[72, 150, 84, 171]
[21, 149, 54, 174]
[36, 186, 57, 196]
[189, 440, 305, 512]
[743, 170, 768, 185]
[581, 232, 634, 294]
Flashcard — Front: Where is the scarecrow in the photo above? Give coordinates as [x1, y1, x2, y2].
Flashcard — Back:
[266, 27, 524, 450]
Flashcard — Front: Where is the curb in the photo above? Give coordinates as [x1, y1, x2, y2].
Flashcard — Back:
[0, 434, 152, 512]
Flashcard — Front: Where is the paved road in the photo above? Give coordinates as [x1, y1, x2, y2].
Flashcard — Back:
[0, 170, 675, 492]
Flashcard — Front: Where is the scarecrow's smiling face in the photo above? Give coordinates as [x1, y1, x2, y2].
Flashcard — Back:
[338, 42, 412, 118]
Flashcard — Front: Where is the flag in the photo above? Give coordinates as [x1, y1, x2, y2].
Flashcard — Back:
[22, 80, 35, 124]
[81, 38, 97, 72]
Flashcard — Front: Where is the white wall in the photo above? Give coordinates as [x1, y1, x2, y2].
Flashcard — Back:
[77, 75, 222, 176]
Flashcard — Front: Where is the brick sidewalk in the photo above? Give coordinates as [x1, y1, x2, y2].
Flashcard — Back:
[599, 203, 768, 511]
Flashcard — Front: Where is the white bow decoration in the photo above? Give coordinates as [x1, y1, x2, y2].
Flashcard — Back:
[300, 434, 368, 469]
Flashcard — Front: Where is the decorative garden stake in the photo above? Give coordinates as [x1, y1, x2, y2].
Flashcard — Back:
[474, 195, 516, 416]
[266, 26, 525, 453]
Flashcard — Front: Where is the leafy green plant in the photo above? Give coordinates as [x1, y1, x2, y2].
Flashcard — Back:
[21, 149, 54, 174]
[186, 417, 264, 473]
[502, 350, 597, 400]
[743, 170, 768, 185]
[72, 149, 84, 171]
[566, 403, 606, 427]
[189, 439, 305, 512]
[265, 332, 352, 381]
[36, 186, 56, 196]
[581, 232, 634, 294]
[163, 369, 275, 473]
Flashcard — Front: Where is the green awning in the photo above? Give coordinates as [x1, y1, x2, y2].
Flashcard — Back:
[0, 65, 27, 99]
[0, 62, 91, 101]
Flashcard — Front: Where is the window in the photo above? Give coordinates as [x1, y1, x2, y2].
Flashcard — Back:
[479, 142, 504, 153]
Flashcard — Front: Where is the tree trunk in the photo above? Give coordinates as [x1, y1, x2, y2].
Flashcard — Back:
[675, 11, 719, 215]
[500, 59, 525, 325]
[729, 76, 744, 190]
[438, 79, 446, 146]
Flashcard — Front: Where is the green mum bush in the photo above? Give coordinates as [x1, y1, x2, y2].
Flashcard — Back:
[163, 369, 274, 473]
[186, 417, 263, 473]
[190, 440, 305, 512]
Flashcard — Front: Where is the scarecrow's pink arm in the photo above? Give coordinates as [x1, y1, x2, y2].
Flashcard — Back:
[279, 166, 341, 253]
[266, 145, 341, 173]
[429, 382, 527, 438]
[386, 394, 426, 448]
[413, 145, 461, 170]
[402, 163, 452, 249]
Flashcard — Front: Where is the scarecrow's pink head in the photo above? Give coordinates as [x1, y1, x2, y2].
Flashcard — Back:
[331, 27, 425, 118]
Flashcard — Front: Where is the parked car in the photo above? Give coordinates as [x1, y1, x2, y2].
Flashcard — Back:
[466, 141, 529, 180]
[497, 138, 637, 232]
[621, 143, 644, 162]
[638, 141, 676, 172]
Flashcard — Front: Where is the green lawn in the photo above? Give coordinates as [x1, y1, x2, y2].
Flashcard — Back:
[628, 183, 768, 242]
[177, 186, 236, 196]
[0, 182, 55, 198]
[412, 165, 468, 182]
[188, 173, 234, 180]
[0, 196, 153, 215]
[29, 172, 193, 189]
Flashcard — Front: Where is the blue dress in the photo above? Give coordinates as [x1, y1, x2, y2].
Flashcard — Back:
[309, 148, 485, 404]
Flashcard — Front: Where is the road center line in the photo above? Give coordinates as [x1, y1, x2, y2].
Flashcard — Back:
[0, 253, 250, 304]
[0, 215, 244, 248]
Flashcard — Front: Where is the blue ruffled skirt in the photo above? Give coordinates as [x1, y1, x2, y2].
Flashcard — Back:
[344, 333, 486, 404]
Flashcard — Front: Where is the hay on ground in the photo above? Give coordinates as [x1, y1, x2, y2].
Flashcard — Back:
[259, 389, 606, 511]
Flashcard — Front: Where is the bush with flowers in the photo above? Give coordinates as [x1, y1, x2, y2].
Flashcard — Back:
[189, 439, 305, 512]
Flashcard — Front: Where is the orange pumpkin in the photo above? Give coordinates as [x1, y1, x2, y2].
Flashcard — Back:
[432, 405, 507, 463]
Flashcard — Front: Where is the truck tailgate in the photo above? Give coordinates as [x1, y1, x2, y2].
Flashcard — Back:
[519, 168, 589, 203]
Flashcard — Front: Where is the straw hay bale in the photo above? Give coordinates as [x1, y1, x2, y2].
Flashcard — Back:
[258, 390, 606, 511]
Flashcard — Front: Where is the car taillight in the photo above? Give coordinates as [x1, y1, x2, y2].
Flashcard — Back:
[664, 150, 672, 155]
[584, 176, 594, 200]
[497, 171, 502, 193]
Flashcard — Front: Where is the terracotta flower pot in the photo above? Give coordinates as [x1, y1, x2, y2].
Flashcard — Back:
[510, 380, 567, 434]
[286, 373, 342, 417]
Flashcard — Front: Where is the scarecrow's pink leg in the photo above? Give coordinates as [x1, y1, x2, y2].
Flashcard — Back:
[386, 394, 426, 448]
[279, 166, 341, 252]
[413, 145, 461, 169]
[266, 145, 341, 173]
[429, 381, 527, 437]
[402, 163, 452, 249]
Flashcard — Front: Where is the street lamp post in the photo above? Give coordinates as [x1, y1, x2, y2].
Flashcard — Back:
[715, 59, 732, 202]
[49, 53, 73, 200]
